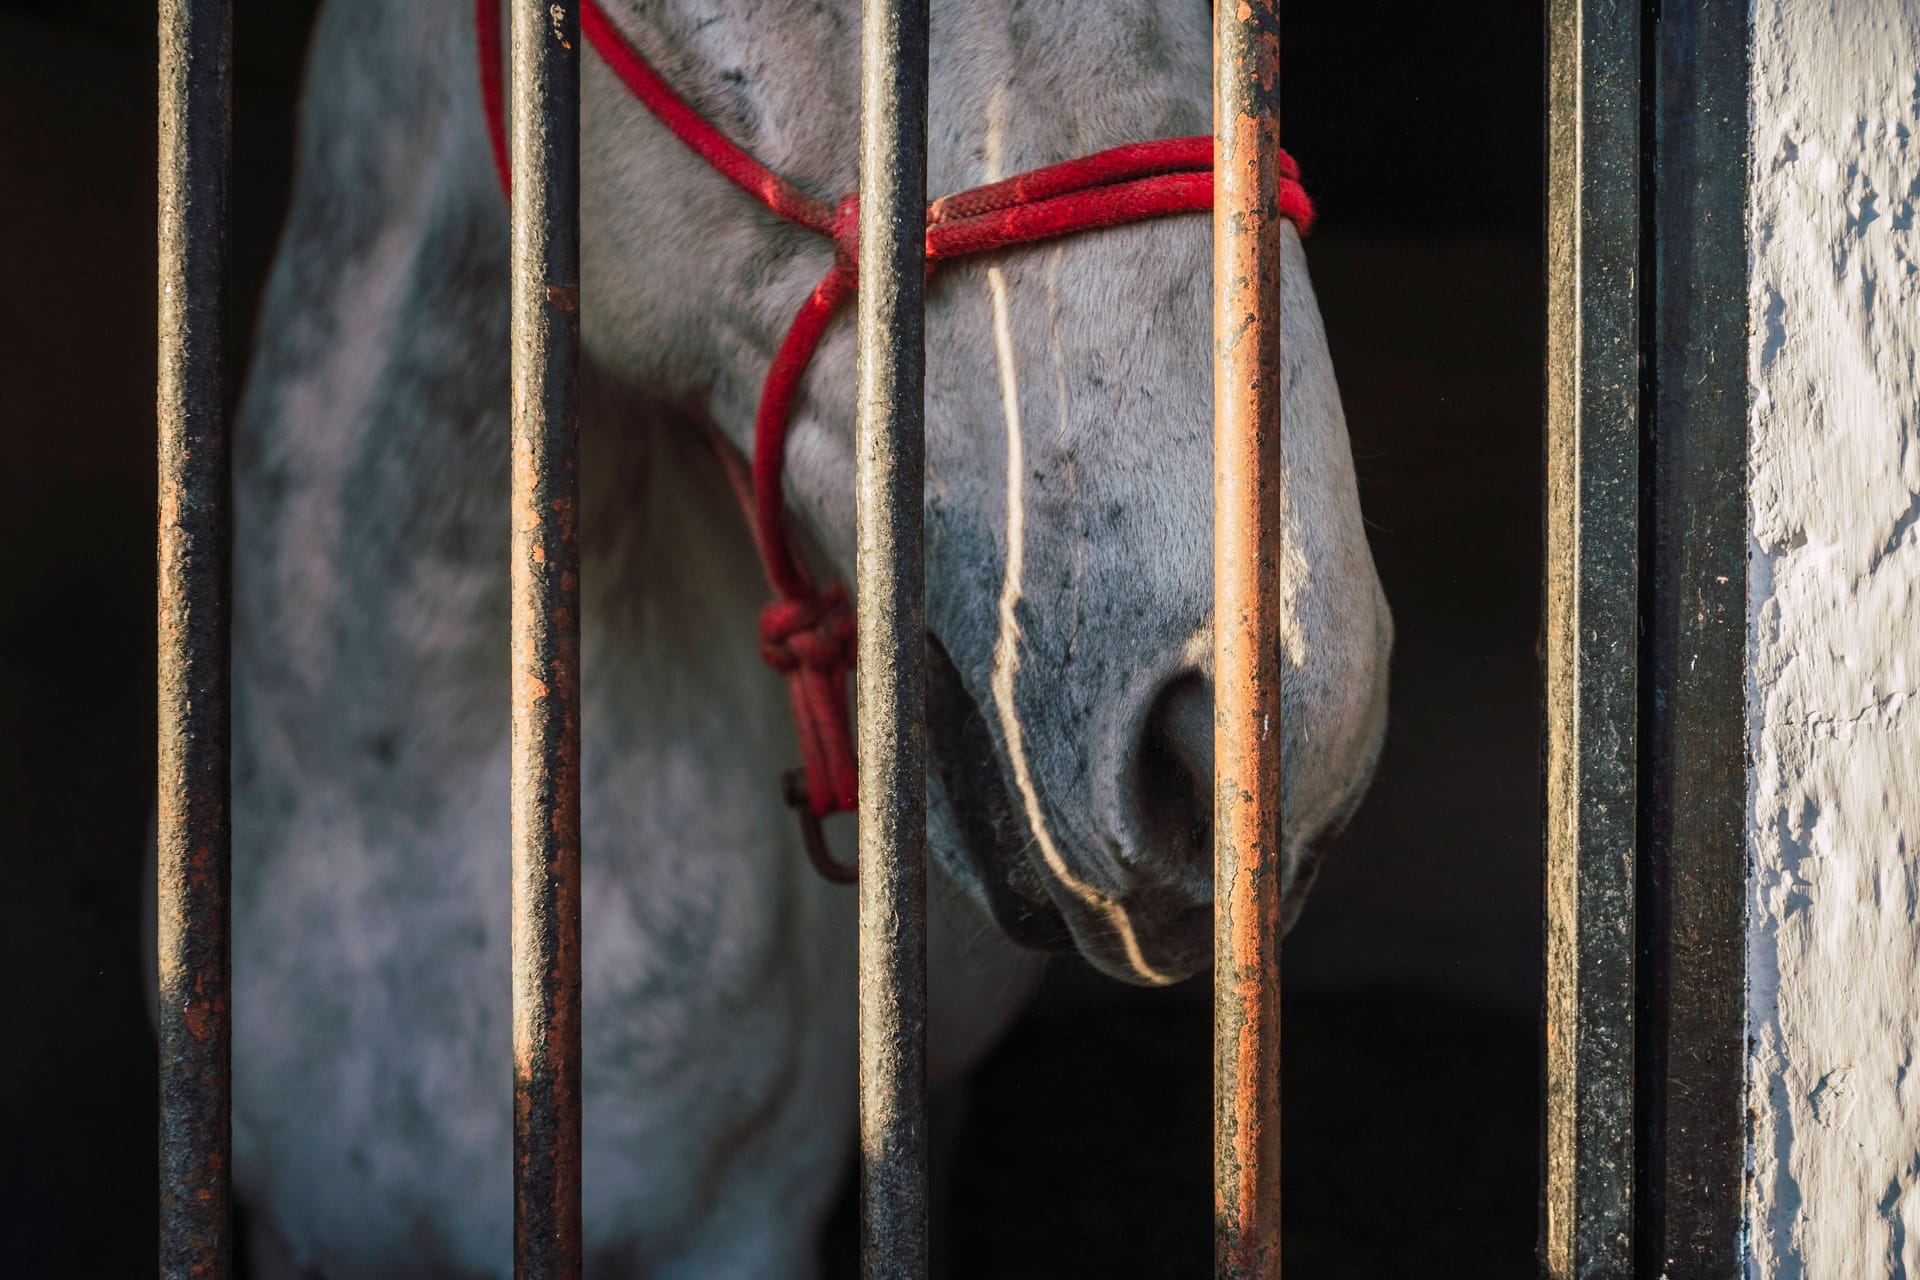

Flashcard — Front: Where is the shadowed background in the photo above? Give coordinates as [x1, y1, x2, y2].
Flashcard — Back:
[0, 2, 1541, 1274]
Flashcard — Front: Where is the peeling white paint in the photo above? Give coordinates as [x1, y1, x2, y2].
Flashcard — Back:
[1748, 1, 1920, 1272]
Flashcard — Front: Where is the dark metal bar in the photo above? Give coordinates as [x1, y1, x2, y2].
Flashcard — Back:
[508, 0, 583, 1274]
[1212, 2, 1283, 1277]
[156, 0, 234, 1275]
[1543, 0, 1641, 1273]
[854, 0, 931, 1272]
[1633, 2, 1749, 1273]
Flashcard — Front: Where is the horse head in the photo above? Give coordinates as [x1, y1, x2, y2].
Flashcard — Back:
[573, 0, 1391, 985]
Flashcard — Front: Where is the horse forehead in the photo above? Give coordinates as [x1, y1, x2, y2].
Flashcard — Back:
[619, 0, 1201, 92]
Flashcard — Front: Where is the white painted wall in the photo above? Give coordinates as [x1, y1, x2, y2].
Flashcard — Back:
[1748, 0, 1920, 1271]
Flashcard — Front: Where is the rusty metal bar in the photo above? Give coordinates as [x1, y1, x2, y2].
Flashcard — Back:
[1212, 1, 1283, 1277]
[855, 0, 931, 1273]
[157, 0, 233, 1275]
[508, 0, 584, 1275]
[1543, 0, 1640, 1273]
[1634, 4, 1746, 1273]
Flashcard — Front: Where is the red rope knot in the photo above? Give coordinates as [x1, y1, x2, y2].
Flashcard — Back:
[759, 586, 855, 675]
[758, 586, 859, 817]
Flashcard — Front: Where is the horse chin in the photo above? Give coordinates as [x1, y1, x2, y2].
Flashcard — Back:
[925, 633, 1218, 983]
[923, 630, 1366, 986]
[925, 634, 1076, 955]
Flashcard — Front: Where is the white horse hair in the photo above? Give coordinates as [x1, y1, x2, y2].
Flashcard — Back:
[204, 0, 1392, 1274]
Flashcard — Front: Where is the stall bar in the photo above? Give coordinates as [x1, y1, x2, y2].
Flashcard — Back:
[852, 0, 935, 1276]
[157, 1, 234, 1276]
[1212, 2, 1288, 1277]
[506, 1, 585, 1277]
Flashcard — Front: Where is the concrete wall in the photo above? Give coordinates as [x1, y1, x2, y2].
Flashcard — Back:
[1748, 1, 1920, 1271]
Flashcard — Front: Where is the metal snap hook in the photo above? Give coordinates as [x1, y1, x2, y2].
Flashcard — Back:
[783, 769, 857, 885]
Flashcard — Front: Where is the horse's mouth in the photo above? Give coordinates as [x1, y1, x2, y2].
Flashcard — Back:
[925, 634, 1075, 954]
[923, 632, 1370, 978]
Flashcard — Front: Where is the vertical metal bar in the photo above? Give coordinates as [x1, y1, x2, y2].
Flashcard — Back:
[1634, 1, 1748, 1272]
[1543, 0, 1640, 1273]
[508, 0, 583, 1275]
[1212, 2, 1283, 1277]
[156, 0, 233, 1275]
[855, 0, 930, 1273]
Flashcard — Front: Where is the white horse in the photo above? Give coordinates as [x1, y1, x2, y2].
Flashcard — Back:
[218, 0, 1391, 1273]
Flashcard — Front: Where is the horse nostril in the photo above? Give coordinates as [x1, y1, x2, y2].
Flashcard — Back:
[1133, 672, 1215, 871]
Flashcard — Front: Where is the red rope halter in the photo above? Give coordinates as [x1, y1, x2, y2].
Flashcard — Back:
[475, 0, 1313, 868]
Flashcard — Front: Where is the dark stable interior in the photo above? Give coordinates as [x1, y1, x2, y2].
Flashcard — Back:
[0, 2, 1541, 1274]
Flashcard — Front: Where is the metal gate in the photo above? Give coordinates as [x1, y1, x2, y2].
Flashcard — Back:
[155, 0, 1292, 1275]
[157, 0, 1765, 1274]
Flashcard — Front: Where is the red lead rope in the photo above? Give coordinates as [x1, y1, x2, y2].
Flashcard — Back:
[475, 0, 1313, 860]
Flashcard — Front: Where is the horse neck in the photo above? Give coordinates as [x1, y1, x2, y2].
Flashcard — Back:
[236, 0, 769, 783]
